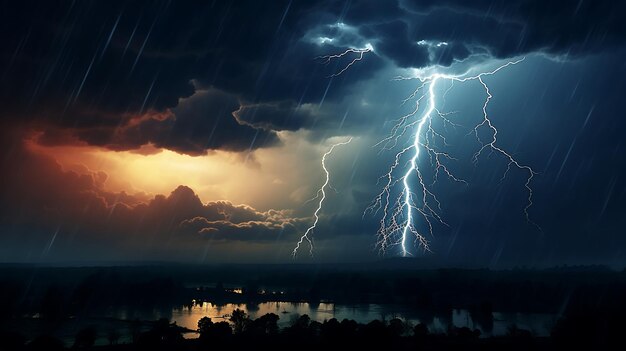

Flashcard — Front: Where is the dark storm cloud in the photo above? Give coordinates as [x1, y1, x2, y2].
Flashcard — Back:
[0, 0, 381, 154]
[3, 0, 623, 155]
[362, 21, 431, 68]
[233, 101, 315, 131]
[126, 88, 280, 155]
[352, 0, 626, 69]
[400, 0, 626, 58]
[32, 88, 280, 155]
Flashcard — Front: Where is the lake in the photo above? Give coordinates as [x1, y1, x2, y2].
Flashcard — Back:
[16, 301, 557, 346]
[112, 301, 556, 338]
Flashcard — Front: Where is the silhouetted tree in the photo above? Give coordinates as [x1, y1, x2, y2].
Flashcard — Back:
[388, 318, 408, 336]
[198, 316, 213, 337]
[552, 314, 601, 348]
[106, 329, 120, 346]
[507, 324, 532, 339]
[413, 323, 429, 338]
[198, 316, 232, 344]
[72, 327, 96, 349]
[137, 318, 184, 348]
[320, 318, 341, 340]
[27, 335, 64, 351]
[448, 326, 481, 340]
[291, 314, 311, 329]
[211, 321, 233, 338]
[248, 313, 279, 335]
[362, 320, 390, 340]
[308, 320, 322, 337]
[339, 318, 358, 338]
[284, 314, 314, 339]
[230, 309, 250, 334]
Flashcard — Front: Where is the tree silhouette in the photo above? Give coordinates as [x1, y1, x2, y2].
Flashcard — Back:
[320, 318, 341, 340]
[248, 313, 279, 335]
[413, 323, 429, 338]
[230, 309, 250, 334]
[211, 321, 233, 338]
[73, 327, 96, 349]
[135, 318, 185, 348]
[28, 335, 64, 351]
[291, 314, 311, 329]
[388, 318, 408, 336]
[198, 316, 213, 337]
[106, 329, 120, 346]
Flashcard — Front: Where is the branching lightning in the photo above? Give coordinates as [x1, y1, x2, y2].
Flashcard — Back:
[293, 138, 353, 257]
[321, 48, 538, 257]
[317, 44, 373, 78]
[373, 58, 539, 256]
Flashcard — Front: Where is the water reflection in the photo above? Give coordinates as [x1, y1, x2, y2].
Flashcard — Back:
[15, 302, 557, 346]
[144, 301, 556, 338]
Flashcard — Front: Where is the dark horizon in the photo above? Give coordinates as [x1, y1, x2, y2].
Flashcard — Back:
[0, 258, 623, 272]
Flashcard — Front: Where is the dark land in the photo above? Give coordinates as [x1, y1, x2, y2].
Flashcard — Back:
[1, 260, 626, 350]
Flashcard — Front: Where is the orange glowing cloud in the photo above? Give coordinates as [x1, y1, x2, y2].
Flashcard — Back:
[24, 131, 325, 211]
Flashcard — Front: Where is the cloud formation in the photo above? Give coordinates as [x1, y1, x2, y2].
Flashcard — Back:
[0, 130, 304, 261]
[2, 1, 624, 155]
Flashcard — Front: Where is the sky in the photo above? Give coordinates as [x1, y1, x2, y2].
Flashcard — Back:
[1, 0, 625, 267]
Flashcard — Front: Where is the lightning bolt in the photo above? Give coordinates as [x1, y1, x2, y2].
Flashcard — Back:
[369, 58, 539, 256]
[317, 44, 372, 78]
[321, 49, 538, 256]
[314, 44, 541, 256]
[293, 138, 353, 257]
